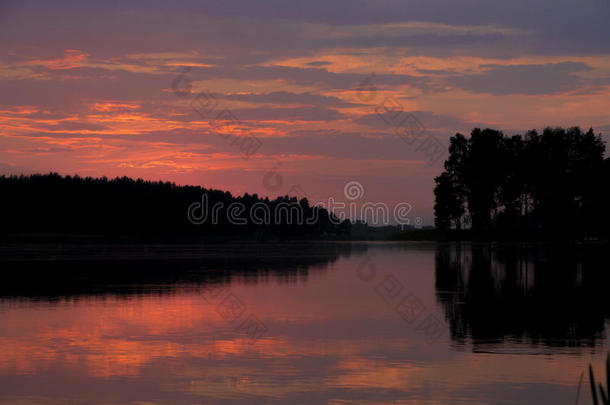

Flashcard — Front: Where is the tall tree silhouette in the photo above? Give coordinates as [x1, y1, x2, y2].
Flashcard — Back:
[434, 126, 607, 238]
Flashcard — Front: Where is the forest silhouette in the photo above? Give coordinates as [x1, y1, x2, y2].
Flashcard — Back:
[434, 126, 610, 239]
[0, 174, 350, 240]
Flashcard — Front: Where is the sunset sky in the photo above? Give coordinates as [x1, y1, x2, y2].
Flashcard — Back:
[2, 0, 610, 224]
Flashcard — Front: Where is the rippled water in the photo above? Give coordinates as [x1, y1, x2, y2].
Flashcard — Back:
[0, 242, 608, 404]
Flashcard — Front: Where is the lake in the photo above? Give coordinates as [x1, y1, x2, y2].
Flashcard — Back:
[0, 242, 608, 404]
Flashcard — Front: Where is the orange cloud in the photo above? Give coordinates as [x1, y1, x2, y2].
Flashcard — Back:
[25, 50, 89, 70]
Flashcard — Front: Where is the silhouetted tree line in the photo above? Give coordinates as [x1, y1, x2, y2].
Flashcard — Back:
[0, 173, 351, 240]
[434, 127, 610, 238]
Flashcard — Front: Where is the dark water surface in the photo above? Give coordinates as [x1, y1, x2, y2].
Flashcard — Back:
[0, 242, 608, 404]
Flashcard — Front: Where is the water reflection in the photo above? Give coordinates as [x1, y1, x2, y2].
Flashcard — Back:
[0, 242, 607, 405]
[435, 243, 610, 347]
[0, 243, 364, 299]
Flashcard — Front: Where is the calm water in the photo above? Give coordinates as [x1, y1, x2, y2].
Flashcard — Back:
[0, 242, 608, 405]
